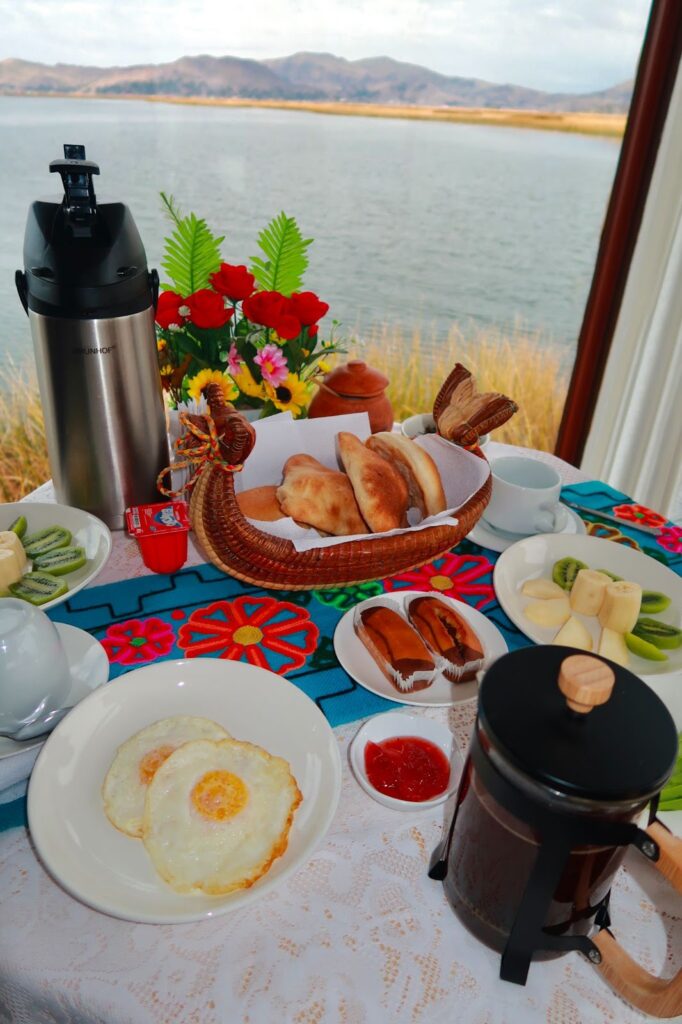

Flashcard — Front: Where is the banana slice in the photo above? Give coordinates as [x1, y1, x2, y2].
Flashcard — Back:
[0, 531, 27, 591]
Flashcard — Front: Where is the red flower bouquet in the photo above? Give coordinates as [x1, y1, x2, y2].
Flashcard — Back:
[155, 195, 344, 417]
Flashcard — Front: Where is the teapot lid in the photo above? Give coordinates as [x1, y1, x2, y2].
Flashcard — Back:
[322, 360, 389, 397]
[478, 646, 677, 803]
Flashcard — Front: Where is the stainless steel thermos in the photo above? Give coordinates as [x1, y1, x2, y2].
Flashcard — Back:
[16, 144, 169, 529]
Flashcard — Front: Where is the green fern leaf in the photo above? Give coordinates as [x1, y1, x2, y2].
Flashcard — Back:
[159, 193, 224, 296]
[250, 212, 312, 296]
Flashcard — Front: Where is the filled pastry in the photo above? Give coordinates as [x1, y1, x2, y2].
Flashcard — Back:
[354, 600, 437, 693]
[276, 454, 368, 536]
[405, 594, 485, 683]
[337, 432, 409, 532]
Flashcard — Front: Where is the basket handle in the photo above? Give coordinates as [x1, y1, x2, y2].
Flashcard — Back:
[591, 822, 682, 1018]
[200, 383, 257, 466]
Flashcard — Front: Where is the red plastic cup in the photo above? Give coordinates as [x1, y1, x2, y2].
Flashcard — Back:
[125, 501, 190, 574]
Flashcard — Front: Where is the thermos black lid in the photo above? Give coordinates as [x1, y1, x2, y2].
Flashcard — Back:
[17, 144, 157, 320]
[478, 646, 678, 803]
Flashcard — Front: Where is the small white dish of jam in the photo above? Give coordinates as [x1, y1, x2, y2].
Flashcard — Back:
[349, 712, 463, 810]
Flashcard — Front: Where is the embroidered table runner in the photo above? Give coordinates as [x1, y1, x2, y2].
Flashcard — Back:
[2, 480, 680, 831]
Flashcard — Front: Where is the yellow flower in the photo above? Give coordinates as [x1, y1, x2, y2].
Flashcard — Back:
[186, 369, 238, 404]
[265, 373, 312, 417]
[233, 364, 266, 399]
[318, 360, 331, 373]
[157, 338, 167, 351]
[159, 363, 174, 377]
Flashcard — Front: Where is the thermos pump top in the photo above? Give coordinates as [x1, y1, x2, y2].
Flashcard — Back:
[16, 145, 169, 529]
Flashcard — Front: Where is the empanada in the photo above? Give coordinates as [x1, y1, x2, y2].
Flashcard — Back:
[365, 433, 445, 518]
[276, 455, 368, 536]
[337, 432, 409, 533]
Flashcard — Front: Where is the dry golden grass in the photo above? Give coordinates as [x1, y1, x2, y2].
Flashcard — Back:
[0, 361, 49, 504]
[343, 322, 570, 452]
[35, 94, 626, 139]
[0, 324, 569, 501]
[159, 98, 625, 139]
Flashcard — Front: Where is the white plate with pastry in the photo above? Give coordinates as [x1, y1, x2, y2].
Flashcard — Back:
[28, 658, 342, 924]
[334, 590, 508, 707]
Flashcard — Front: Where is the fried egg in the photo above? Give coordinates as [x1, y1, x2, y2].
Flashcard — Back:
[102, 716, 231, 837]
[142, 738, 302, 895]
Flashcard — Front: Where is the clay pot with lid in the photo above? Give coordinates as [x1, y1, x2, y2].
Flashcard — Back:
[307, 360, 394, 433]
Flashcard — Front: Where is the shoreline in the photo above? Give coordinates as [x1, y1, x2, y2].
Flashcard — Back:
[2, 92, 626, 138]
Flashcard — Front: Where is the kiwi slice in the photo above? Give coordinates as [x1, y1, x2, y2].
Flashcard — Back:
[597, 569, 622, 582]
[640, 590, 671, 614]
[22, 525, 72, 558]
[624, 632, 668, 662]
[9, 571, 68, 605]
[551, 557, 589, 591]
[632, 617, 682, 650]
[8, 514, 27, 539]
[33, 545, 86, 576]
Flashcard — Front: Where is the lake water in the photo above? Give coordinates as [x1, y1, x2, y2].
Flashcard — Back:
[0, 96, 621, 364]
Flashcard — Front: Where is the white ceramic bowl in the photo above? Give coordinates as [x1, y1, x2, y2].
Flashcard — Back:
[349, 711, 463, 811]
[401, 413, 489, 449]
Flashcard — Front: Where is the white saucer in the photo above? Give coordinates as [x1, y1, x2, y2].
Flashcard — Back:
[0, 624, 109, 761]
[333, 590, 508, 707]
[467, 504, 586, 553]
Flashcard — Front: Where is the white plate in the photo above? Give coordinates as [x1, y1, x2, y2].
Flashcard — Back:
[333, 590, 508, 707]
[27, 658, 342, 924]
[0, 623, 109, 761]
[468, 504, 585, 553]
[349, 711, 463, 810]
[493, 533, 682, 685]
[0, 502, 112, 610]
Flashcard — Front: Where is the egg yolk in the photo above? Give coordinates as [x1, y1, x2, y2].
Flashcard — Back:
[139, 745, 176, 785]
[191, 770, 249, 821]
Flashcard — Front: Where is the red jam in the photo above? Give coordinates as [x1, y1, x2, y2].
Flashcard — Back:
[364, 735, 450, 802]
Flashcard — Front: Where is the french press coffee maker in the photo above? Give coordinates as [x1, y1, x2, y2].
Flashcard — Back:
[430, 646, 682, 1018]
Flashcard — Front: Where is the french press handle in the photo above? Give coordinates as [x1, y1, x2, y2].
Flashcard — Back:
[591, 821, 682, 1018]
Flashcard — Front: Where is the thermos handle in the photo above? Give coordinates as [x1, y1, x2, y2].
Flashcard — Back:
[15, 271, 28, 315]
[591, 821, 682, 1018]
[149, 269, 160, 311]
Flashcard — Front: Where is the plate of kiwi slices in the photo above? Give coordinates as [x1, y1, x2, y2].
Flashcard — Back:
[493, 533, 682, 694]
[0, 502, 112, 611]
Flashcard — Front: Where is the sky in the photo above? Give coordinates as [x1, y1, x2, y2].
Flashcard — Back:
[1, 0, 651, 93]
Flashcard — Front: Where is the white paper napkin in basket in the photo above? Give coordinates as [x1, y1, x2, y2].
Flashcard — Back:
[234, 412, 490, 551]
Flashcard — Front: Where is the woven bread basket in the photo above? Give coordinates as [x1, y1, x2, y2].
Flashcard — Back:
[187, 387, 491, 591]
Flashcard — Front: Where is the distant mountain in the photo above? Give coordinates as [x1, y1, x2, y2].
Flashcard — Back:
[0, 52, 632, 112]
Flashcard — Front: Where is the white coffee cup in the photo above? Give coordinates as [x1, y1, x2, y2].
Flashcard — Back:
[0, 599, 71, 734]
[483, 456, 568, 536]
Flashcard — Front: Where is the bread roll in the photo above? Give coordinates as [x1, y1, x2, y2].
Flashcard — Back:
[277, 454, 367, 536]
[236, 485, 285, 522]
[365, 432, 446, 518]
[337, 432, 409, 533]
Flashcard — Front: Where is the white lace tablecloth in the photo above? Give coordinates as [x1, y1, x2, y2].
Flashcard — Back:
[3, 449, 680, 1024]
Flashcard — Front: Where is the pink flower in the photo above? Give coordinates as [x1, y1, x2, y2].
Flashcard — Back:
[254, 343, 288, 387]
[657, 526, 682, 554]
[101, 618, 175, 666]
[228, 343, 243, 377]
